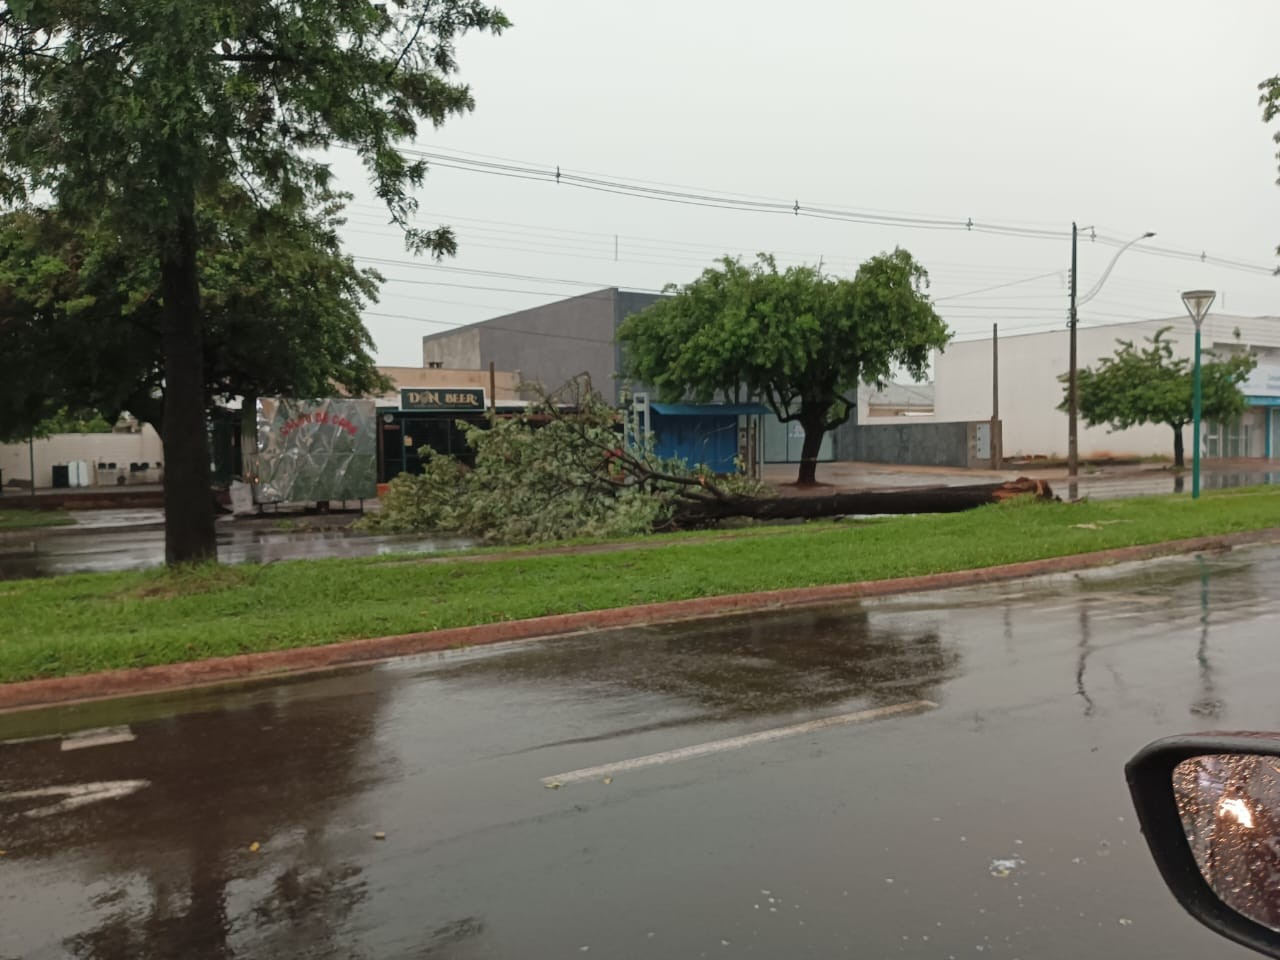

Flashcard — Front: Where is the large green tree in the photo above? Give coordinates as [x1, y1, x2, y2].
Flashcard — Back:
[618, 251, 951, 485]
[0, 193, 388, 441]
[1060, 328, 1256, 467]
[0, 0, 507, 563]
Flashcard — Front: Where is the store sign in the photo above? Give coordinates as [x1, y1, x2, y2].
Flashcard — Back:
[1242, 364, 1280, 399]
[399, 388, 486, 412]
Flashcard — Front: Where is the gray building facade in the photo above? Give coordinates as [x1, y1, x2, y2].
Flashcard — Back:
[422, 288, 664, 402]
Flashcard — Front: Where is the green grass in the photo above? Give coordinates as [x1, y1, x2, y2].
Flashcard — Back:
[0, 508, 75, 530]
[3, 486, 1280, 683]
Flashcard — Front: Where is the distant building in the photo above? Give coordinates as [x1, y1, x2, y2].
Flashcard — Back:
[932, 314, 1280, 460]
[865, 382, 935, 418]
[420, 288, 664, 403]
[374, 365, 524, 405]
[0, 424, 165, 491]
[370, 363, 529, 480]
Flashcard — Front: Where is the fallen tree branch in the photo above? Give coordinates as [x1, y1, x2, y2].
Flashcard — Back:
[669, 478, 1057, 526]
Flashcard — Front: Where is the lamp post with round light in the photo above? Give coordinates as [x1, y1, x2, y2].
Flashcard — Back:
[1067, 227, 1156, 496]
[1181, 289, 1216, 499]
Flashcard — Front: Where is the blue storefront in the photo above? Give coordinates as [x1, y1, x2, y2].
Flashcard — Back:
[639, 401, 769, 475]
[1208, 362, 1280, 459]
[1245, 363, 1280, 458]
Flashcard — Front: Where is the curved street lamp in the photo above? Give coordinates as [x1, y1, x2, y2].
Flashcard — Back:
[1181, 289, 1216, 500]
[1067, 226, 1157, 492]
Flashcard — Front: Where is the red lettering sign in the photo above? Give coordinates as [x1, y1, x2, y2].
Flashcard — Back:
[278, 410, 360, 439]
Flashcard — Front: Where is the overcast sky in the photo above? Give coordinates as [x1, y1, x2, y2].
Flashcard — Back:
[328, 0, 1280, 366]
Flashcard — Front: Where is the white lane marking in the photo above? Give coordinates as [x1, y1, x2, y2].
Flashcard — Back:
[0, 780, 150, 819]
[541, 700, 937, 787]
[60, 726, 135, 752]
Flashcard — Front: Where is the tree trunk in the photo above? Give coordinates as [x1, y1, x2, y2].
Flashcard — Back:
[159, 199, 216, 566]
[672, 478, 1055, 525]
[1173, 425, 1185, 469]
[795, 411, 826, 485]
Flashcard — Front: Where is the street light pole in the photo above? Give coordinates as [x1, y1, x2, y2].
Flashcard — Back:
[1181, 289, 1216, 500]
[1068, 223, 1080, 487]
[1066, 227, 1156, 495]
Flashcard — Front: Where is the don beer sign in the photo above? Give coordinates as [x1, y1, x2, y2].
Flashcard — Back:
[399, 388, 486, 412]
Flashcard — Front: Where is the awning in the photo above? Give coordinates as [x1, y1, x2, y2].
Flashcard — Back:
[649, 402, 771, 416]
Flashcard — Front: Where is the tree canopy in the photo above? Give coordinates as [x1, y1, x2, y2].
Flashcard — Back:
[0, 0, 507, 563]
[0, 194, 389, 443]
[1060, 327, 1256, 466]
[617, 251, 950, 484]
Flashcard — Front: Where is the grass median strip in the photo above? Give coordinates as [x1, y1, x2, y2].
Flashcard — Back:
[0, 509, 75, 530]
[2, 486, 1279, 683]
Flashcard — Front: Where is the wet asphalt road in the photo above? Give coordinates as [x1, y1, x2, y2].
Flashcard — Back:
[0, 522, 473, 580]
[1064, 468, 1280, 502]
[4, 547, 1280, 959]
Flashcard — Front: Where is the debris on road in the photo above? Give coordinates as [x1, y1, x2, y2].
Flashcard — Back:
[989, 856, 1025, 878]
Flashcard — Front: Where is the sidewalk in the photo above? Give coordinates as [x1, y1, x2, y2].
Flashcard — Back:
[0, 483, 165, 511]
[762, 461, 1025, 491]
[762, 457, 1278, 493]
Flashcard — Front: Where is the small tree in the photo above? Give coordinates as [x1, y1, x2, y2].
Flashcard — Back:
[1060, 327, 1256, 467]
[618, 252, 950, 485]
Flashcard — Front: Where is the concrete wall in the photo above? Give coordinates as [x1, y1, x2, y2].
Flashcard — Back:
[376, 366, 522, 403]
[486, 292, 616, 399]
[834, 420, 989, 468]
[933, 315, 1280, 459]
[421, 327, 482, 369]
[0, 426, 164, 491]
[613, 290, 665, 400]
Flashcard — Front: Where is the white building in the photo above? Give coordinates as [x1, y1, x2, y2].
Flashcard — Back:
[0, 423, 165, 490]
[932, 314, 1280, 460]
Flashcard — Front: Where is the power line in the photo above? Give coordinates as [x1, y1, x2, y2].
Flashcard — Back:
[1092, 233, 1275, 276]
[934, 271, 1063, 302]
[406, 151, 1060, 238]
[354, 255, 664, 294]
[373, 272, 647, 302]
[364, 310, 616, 345]
[357, 145, 1280, 277]
[351, 202, 1090, 280]
[348, 210, 1074, 285]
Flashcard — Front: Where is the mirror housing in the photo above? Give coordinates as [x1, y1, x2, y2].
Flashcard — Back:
[1128, 735, 1280, 958]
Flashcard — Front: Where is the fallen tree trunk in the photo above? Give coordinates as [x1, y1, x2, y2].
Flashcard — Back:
[671, 477, 1056, 525]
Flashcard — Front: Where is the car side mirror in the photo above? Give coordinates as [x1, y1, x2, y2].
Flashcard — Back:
[1128, 735, 1280, 958]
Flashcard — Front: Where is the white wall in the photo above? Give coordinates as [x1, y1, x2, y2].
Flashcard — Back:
[0, 426, 164, 490]
[933, 315, 1280, 459]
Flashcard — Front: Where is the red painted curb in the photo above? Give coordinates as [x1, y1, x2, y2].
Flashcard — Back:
[4, 527, 1279, 713]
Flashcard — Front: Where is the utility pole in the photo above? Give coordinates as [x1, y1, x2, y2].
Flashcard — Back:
[1065, 225, 1153, 502]
[991, 322, 1002, 469]
[1067, 222, 1079, 498]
